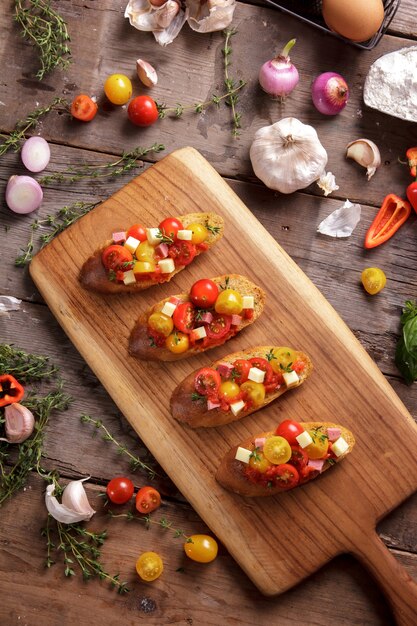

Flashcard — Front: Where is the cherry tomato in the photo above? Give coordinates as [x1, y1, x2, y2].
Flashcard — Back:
[205, 313, 232, 339]
[70, 94, 98, 122]
[263, 436, 292, 465]
[361, 267, 387, 295]
[270, 347, 298, 374]
[248, 357, 274, 382]
[148, 312, 174, 337]
[128, 95, 159, 127]
[127, 223, 147, 242]
[305, 428, 329, 459]
[289, 446, 309, 473]
[248, 451, 272, 473]
[240, 381, 265, 406]
[136, 551, 163, 581]
[275, 419, 305, 445]
[102, 245, 133, 271]
[184, 535, 218, 563]
[232, 359, 251, 384]
[104, 74, 132, 105]
[133, 260, 156, 274]
[265, 463, 300, 489]
[219, 380, 240, 401]
[159, 217, 183, 240]
[186, 223, 208, 244]
[165, 331, 189, 354]
[194, 368, 221, 397]
[190, 279, 219, 308]
[106, 477, 134, 504]
[135, 486, 161, 514]
[168, 241, 197, 266]
[135, 241, 156, 262]
[173, 302, 196, 334]
[214, 289, 243, 315]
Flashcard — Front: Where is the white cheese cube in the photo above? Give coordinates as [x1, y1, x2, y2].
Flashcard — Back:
[296, 430, 313, 449]
[332, 436, 349, 457]
[190, 326, 207, 341]
[124, 236, 140, 254]
[248, 367, 265, 384]
[161, 301, 177, 317]
[146, 227, 161, 245]
[283, 370, 300, 388]
[234, 446, 252, 464]
[158, 258, 175, 274]
[242, 295, 254, 309]
[177, 229, 193, 241]
[122, 270, 136, 285]
[230, 400, 245, 417]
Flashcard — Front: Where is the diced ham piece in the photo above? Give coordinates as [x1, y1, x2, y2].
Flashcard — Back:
[201, 311, 213, 324]
[327, 427, 342, 442]
[112, 231, 127, 244]
[254, 437, 266, 450]
[231, 314, 242, 326]
[307, 459, 325, 472]
[216, 362, 234, 379]
[207, 399, 221, 410]
[169, 296, 181, 306]
[155, 243, 169, 258]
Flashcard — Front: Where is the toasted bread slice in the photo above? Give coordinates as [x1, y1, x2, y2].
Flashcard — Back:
[171, 346, 312, 428]
[129, 274, 266, 362]
[79, 212, 224, 294]
[216, 422, 355, 497]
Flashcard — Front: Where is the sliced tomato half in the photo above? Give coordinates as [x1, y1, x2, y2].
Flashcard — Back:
[205, 313, 232, 340]
[265, 463, 300, 489]
[102, 245, 133, 271]
[194, 367, 221, 397]
[173, 302, 196, 334]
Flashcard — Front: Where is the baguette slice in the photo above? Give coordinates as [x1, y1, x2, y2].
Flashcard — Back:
[129, 274, 266, 362]
[171, 346, 312, 428]
[79, 212, 224, 294]
[216, 422, 355, 497]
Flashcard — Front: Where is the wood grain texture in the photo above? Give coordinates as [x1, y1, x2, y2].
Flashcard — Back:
[29, 147, 417, 605]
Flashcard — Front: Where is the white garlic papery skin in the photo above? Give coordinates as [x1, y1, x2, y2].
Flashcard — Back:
[0, 403, 35, 444]
[346, 139, 381, 180]
[156, 0, 180, 28]
[136, 59, 158, 87]
[125, 0, 187, 46]
[250, 117, 328, 194]
[45, 480, 96, 524]
[187, 0, 236, 33]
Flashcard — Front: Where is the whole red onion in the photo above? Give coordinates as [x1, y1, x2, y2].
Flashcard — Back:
[311, 72, 349, 115]
[259, 39, 299, 99]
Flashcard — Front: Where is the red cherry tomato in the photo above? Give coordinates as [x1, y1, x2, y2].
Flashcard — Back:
[248, 357, 273, 381]
[275, 419, 305, 445]
[135, 486, 161, 514]
[205, 313, 232, 340]
[289, 445, 309, 473]
[126, 223, 147, 242]
[190, 279, 219, 308]
[173, 302, 196, 334]
[168, 241, 197, 266]
[106, 477, 134, 504]
[159, 217, 183, 241]
[102, 244, 133, 271]
[265, 463, 299, 489]
[70, 94, 98, 122]
[127, 95, 159, 127]
[232, 359, 251, 384]
[194, 367, 221, 397]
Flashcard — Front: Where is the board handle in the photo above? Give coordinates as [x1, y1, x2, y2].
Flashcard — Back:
[351, 530, 417, 626]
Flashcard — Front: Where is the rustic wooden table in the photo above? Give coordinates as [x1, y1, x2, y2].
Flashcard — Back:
[1, 1, 417, 624]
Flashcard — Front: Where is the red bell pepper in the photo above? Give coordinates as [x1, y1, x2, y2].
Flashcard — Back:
[364, 194, 411, 249]
[406, 147, 417, 178]
[406, 181, 417, 214]
[0, 374, 25, 407]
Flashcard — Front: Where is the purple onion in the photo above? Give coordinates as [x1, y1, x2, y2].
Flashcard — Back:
[5, 175, 43, 214]
[311, 72, 349, 116]
[21, 136, 51, 172]
[259, 39, 299, 99]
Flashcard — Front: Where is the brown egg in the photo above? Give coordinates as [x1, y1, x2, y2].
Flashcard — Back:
[322, 0, 385, 43]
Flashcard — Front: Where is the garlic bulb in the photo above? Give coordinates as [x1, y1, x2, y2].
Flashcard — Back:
[0, 402, 35, 443]
[136, 59, 158, 87]
[250, 117, 328, 194]
[187, 0, 236, 33]
[346, 139, 381, 180]
[45, 479, 96, 524]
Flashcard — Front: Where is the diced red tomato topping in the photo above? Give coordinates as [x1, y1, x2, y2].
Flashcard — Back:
[243, 309, 254, 320]
[168, 241, 197, 266]
[291, 359, 306, 374]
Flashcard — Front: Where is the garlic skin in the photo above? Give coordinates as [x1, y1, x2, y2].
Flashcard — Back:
[136, 59, 158, 87]
[45, 479, 96, 524]
[250, 117, 328, 194]
[0, 403, 35, 444]
[187, 0, 236, 33]
[317, 199, 361, 238]
[125, 0, 187, 46]
[317, 171, 339, 197]
[346, 139, 381, 180]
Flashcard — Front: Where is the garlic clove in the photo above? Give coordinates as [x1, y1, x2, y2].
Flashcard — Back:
[62, 478, 96, 519]
[155, 0, 180, 28]
[346, 139, 381, 180]
[45, 480, 96, 524]
[0, 402, 35, 444]
[136, 59, 158, 87]
[317, 199, 362, 238]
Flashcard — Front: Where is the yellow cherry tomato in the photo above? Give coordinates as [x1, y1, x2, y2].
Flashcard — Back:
[263, 435, 292, 465]
[184, 535, 218, 563]
[361, 267, 387, 295]
[219, 380, 240, 401]
[165, 331, 189, 354]
[249, 451, 272, 473]
[270, 347, 297, 374]
[136, 551, 163, 581]
[136, 241, 155, 262]
[104, 74, 133, 105]
[215, 289, 243, 315]
[305, 428, 329, 459]
[240, 381, 265, 406]
[148, 312, 174, 337]
[133, 260, 155, 274]
[186, 223, 208, 244]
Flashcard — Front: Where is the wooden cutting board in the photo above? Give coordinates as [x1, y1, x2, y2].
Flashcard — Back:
[30, 147, 417, 624]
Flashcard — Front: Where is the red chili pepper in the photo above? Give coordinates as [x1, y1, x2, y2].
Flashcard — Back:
[406, 181, 417, 214]
[364, 194, 411, 249]
[406, 147, 417, 178]
[0, 374, 25, 407]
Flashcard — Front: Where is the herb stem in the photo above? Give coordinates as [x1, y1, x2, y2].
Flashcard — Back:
[108, 510, 188, 539]
[223, 28, 245, 137]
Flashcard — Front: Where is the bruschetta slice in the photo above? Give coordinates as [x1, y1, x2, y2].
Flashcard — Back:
[79, 212, 224, 294]
[128, 275, 266, 362]
[216, 420, 355, 497]
[171, 346, 312, 427]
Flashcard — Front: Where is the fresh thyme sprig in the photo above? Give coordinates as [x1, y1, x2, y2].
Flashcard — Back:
[15, 201, 99, 267]
[39, 143, 165, 185]
[108, 510, 188, 539]
[223, 28, 245, 137]
[14, 0, 71, 80]
[0, 344, 58, 381]
[80, 414, 158, 480]
[0, 96, 67, 156]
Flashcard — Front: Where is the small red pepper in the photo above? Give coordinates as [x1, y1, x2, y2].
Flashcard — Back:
[0, 374, 25, 407]
[406, 181, 417, 214]
[364, 194, 411, 249]
[406, 147, 417, 178]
